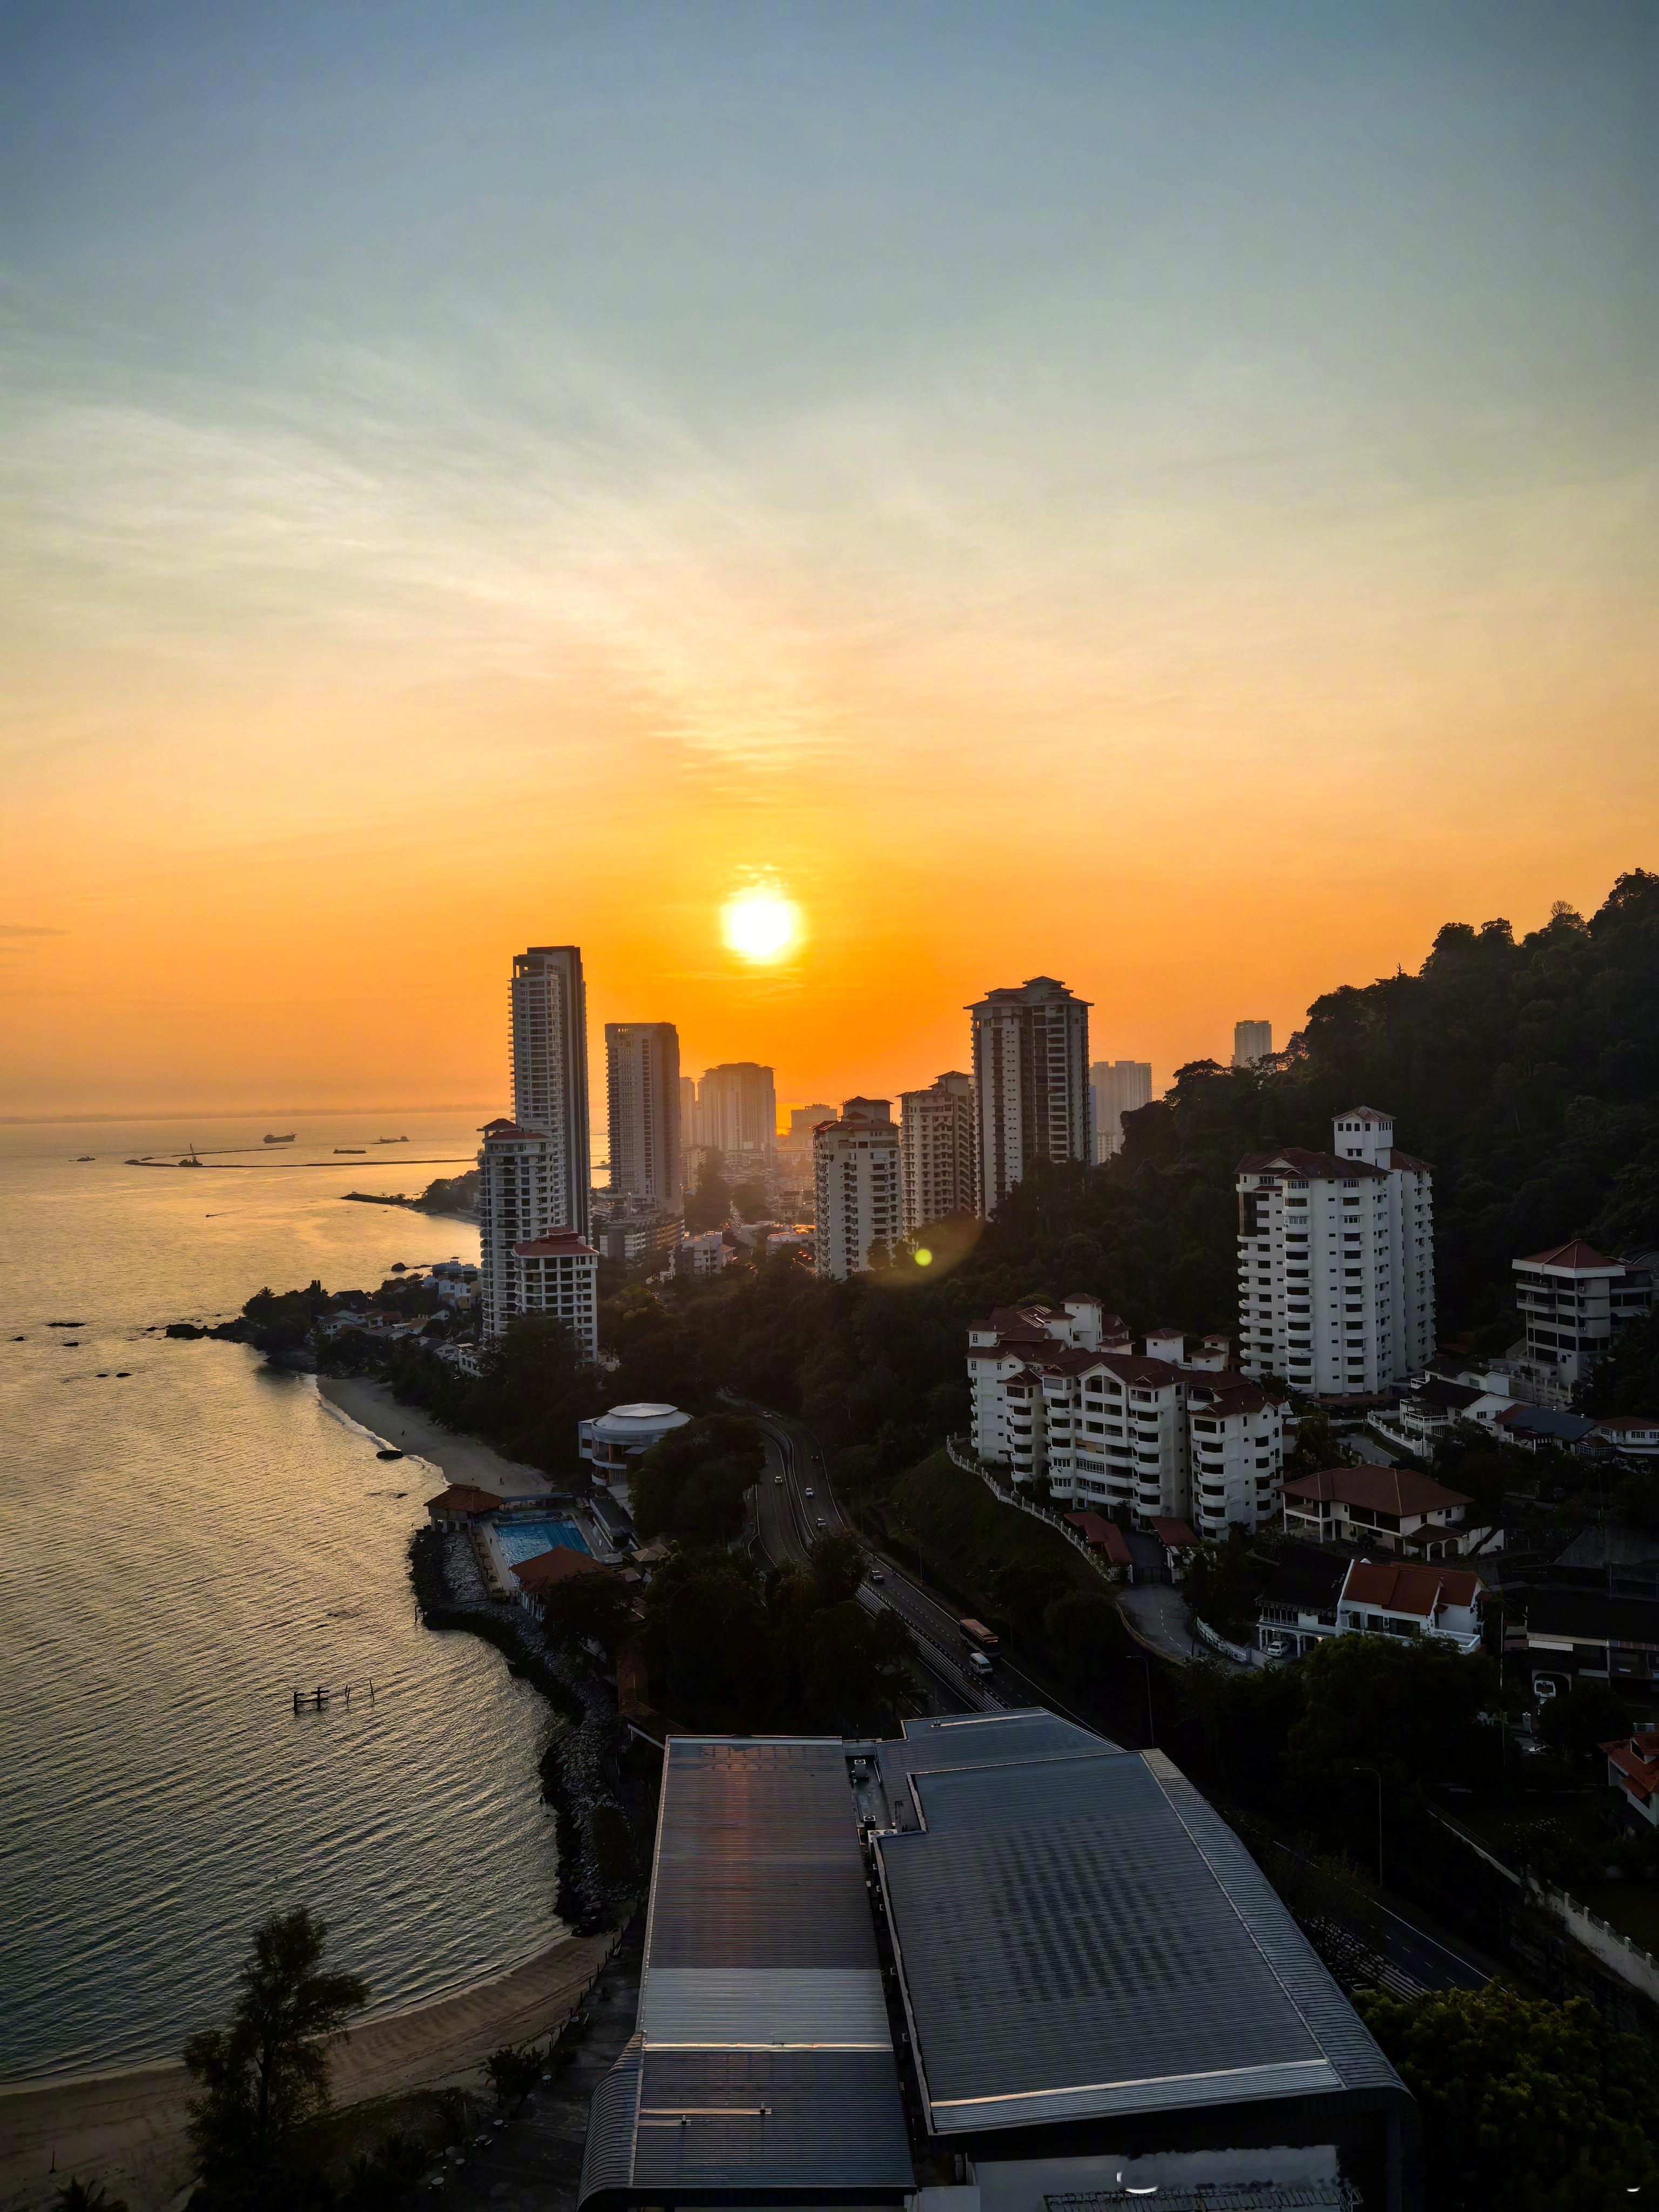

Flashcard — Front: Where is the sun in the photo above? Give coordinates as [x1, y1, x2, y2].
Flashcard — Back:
[721, 887, 802, 963]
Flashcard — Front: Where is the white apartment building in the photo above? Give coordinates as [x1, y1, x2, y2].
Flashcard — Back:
[968, 1305, 1287, 1533]
[1232, 1021, 1273, 1070]
[478, 1117, 565, 1342]
[777, 1103, 837, 1157]
[605, 1021, 682, 1209]
[1089, 1060, 1152, 1163]
[508, 946, 592, 1240]
[695, 1062, 777, 1169]
[508, 1228, 599, 1363]
[969, 975, 1091, 1216]
[1510, 1239, 1653, 1408]
[899, 1071, 975, 1231]
[813, 1104, 902, 1279]
[1237, 1107, 1435, 1398]
[673, 1229, 736, 1277]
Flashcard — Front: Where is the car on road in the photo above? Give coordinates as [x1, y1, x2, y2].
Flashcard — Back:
[868, 1568, 885, 1583]
[968, 1650, 995, 1679]
[773, 1474, 784, 1485]
[815, 1516, 828, 1530]
[804, 1487, 814, 1498]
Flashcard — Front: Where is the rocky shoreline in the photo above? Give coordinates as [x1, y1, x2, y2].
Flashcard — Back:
[408, 1527, 645, 1936]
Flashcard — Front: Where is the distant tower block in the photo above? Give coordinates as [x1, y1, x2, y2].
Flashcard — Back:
[1232, 1020, 1273, 1070]
[1089, 1061, 1152, 1163]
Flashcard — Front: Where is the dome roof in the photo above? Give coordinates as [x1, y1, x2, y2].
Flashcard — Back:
[609, 1401, 680, 1420]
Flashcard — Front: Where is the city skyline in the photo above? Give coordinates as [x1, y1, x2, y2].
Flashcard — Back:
[4, 2, 1653, 1120]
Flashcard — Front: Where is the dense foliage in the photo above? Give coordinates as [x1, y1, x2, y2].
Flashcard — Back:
[630, 1415, 766, 1546]
[640, 1533, 919, 1734]
[1355, 1984, 1659, 2210]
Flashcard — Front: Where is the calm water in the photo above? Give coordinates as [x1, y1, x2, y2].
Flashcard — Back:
[0, 1111, 565, 2083]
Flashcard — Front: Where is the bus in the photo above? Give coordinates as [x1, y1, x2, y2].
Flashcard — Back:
[959, 1618, 1000, 1654]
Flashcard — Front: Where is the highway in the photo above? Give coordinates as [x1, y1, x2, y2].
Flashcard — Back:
[747, 1406, 1094, 1723]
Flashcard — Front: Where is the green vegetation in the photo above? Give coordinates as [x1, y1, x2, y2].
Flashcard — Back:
[630, 1414, 765, 1546]
[682, 1150, 731, 1232]
[56, 2185, 129, 2211]
[640, 1534, 919, 1734]
[1355, 1984, 1659, 2210]
[184, 1908, 368, 2209]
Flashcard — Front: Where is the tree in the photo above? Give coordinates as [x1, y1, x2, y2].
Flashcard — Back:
[184, 1908, 368, 2201]
[683, 1151, 732, 1233]
[1285, 1635, 1500, 1824]
[538, 1567, 635, 1654]
[1536, 1676, 1630, 1767]
[1355, 1983, 1659, 2209]
[1182, 1527, 1262, 1642]
[630, 1414, 765, 1546]
[807, 1530, 867, 1607]
[55, 2186, 129, 2211]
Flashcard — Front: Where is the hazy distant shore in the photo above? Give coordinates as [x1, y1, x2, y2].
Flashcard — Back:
[0, 1935, 608, 2212]
[317, 1374, 554, 1498]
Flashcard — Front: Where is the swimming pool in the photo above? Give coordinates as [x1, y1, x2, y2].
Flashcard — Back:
[494, 1518, 592, 1565]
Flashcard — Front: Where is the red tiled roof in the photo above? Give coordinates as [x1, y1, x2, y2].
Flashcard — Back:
[1520, 1238, 1617, 1271]
[1602, 1734, 1659, 1803]
[1388, 1151, 1434, 1172]
[1151, 1516, 1199, 1550]
[1594, 1416, 1659, 1433]
[1064, 1511, 1132, 1564]
[512, 1547, 609, 1595]
[427, 1485, 504, 1516]
[513, 1231, 598, 1258]
[481, 1118, 541, 1139]
[1335, 1105, 1393, 1122]
[1237, 1147, 1388, 1181]
[1340, 1559, 1481, 1617]
[1283, 1466, 1472, 1516]
[1189, 1380, 1279, 1416]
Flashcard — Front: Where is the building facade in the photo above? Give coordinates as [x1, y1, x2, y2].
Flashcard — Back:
[694, 1061, 777, 1169]
[1511, 1239, 1653, 1408]
[504, 1226, 599, 1361]
[898, 1070, 975, 1231]
[1232, 1019, 1273, 1069]
[1089, 1057, 1152, 1161]
[968, 1305, 1287, 1533]
[507, 946, 591, 1240]
[604, 1021, 681, 1210]
[813, 1104, 901, 1279]
[1237, 1107, 1435, 1397]
[968, 974, 1090, 1216]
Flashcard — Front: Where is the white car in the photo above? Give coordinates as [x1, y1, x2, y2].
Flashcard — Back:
[816, 1517, 828, 1531]
[773, 1474, 784, 1486]
[804, 1487, 814, 1498]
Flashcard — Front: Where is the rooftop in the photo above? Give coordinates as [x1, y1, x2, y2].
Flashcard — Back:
[1284, 1466, 1472, 1516]
[1339, 1560, 1481, 1617]
[1237, 1147, 1389, 1182]
[1517, 1238, 1619, 1272]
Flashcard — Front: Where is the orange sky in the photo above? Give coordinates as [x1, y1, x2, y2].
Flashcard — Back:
[4, 5, 1655, 1121]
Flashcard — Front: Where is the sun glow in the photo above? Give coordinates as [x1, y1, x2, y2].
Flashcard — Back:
[721, 887, 802, 963]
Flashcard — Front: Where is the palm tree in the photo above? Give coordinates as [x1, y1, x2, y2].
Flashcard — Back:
[56, 2183, 129, 2211]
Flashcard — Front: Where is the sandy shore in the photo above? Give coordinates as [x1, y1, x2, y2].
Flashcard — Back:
[317, 1374, 555, 1498]
[0, 1933, 612, 2212]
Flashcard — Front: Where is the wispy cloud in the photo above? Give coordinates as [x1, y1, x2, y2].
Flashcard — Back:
[0, 922, 66, 936]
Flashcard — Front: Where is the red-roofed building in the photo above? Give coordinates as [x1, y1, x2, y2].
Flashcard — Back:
[511, 1545, 610, 1618]
[1236, 1108, 1435, 1399]
[1511, 1240, 1651, 1409]
[1601, 1732, 1659, 1829]
[1336, 1557, 1484, 1651]
[1063, 1512, 1132, 1572]
[1282, 1466, 1488, 1560]
[426, 1485, 505, 1527]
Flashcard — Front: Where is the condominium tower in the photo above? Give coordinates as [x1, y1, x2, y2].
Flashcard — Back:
[968, 976, 1091, 1215]
[899, 1071, 975, 1231]
[1232, 1020, 1273, 1069]
[813, 1102, 901, 1279]
[696, 1062, 777, 1168]
[1237, 1106, 1435, 1397]
[605, 1022, 682, 1208]
[507, 945, 591, 1237]
[1090, 1059, 1152, 1163]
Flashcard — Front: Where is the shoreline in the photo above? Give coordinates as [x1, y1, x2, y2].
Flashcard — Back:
[316, 1374, 556, 1498]
[0, 1933, 611, 2212]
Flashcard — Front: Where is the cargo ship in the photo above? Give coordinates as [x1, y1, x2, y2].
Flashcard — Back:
[264, 1132, 295, 1144]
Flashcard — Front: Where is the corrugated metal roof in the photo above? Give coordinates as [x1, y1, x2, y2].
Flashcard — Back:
[578, 2038, 641, 2204]
[876, 1746, 1401, 2136]
[629, 2048, 914, 2191]
[641, 1966, 889, 2048]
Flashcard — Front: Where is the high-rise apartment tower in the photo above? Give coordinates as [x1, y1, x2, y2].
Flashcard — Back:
[813, 1103, 901, 1279]
[1090, 1060, 1152, 1163]
[969, 976, 1091, 1216]
[605, 1023, 682, 1208]
[1232, 1020, 1273, 1070]
[1236, 1107, 1435, 1395]
[508, 946, 591, 1238]
[696, 1063, 777, 1168]
[899, 1071, 975, 1231]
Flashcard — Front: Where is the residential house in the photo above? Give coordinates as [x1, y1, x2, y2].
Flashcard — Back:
[1492, 1404, 1597, 1454]
[1380, 1377, 1487, 1455]
[1591, 1416, 1659, 1463]
[1601, 1733, 1659, 1830]
[1280, 1466, 1496, 1560]
[511, 1545, 612, 1621]
[1255, 1542, 1348, 1659]
[1502, 1587, 1659, 1693]
[1334, 1559, 1485, 1653]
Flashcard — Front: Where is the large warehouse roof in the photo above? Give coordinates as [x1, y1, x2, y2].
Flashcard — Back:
[875, 1741, 1402, 2139]
[579, 1737, 913, 2209]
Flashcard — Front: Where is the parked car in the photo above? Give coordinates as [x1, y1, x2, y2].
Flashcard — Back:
[1533, 1672, 1568, 1701]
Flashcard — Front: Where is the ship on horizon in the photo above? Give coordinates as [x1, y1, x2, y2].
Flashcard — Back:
[263, 1132, 295, 1144]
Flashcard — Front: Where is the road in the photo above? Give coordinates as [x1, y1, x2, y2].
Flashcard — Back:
[746, 1405, 1103, 1724]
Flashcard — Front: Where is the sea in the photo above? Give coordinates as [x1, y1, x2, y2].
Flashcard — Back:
[0, 1110, 564, 2084]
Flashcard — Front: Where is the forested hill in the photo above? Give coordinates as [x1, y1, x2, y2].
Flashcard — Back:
[1107, 867, 1659, 1342]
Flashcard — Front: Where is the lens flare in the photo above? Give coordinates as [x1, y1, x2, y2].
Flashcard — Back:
[914, 1247, 933, 1266]
[721, 887, 801, 963]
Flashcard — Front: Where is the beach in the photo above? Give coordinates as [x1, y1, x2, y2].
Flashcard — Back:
[318, 1374, 555, 1498]
[0, 1932, 612, 2212]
